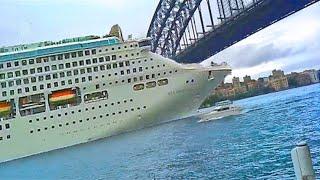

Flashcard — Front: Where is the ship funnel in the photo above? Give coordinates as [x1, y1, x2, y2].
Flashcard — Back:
[108, 24, 124, 42]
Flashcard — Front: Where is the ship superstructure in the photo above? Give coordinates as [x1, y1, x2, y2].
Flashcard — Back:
[0, 27, 231, 163]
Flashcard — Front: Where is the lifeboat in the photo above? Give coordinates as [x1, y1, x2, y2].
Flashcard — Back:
[49, 89, 76, 106]
[0, 101, 11, 117]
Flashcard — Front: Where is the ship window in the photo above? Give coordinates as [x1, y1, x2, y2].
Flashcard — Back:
[45, 66, 50, 72]
[120, 70, 124, 75]
[14, 61, 19, 66]
[133, 84, 144, 91]
[106, 64, 111, 69]
[32, 86, 37, 91]
[119, 62, 124, 67]
[60, 72, 65, 78]
[133, 68, 136, 73]
[100, 65, 105, 71]
[79, 60, 84, 66]
[84, 90, 108, 103]
[146, 81, 156, 88]
[59, 64, 64, 69]
[158, 79, 168, 86]
[112, 55, 116, 60]
[31, 77, 36, 83]
[54, 82, 58, 87]
[9, 81, 14, 87]
[68, 79, 72, 84]
[0, 125, 2, 130]
[73, 70, 78, 75]
[50, 55, 56, 61]
[139, 67, 143, 72]
[133, 77, 138, 82]
[23, 78, 29, 84]
[64, 53, 70, 59]
[22, 60, 28, 65]
[15, 71, 21, 77]
[52, 65, 57, 70]
[22, 70, 28, 75]
[87, 68, 92, 73]
[82, 77, 86, 82]
[105, 56, 110, 61]
[7, 72, 13, 78]
[45, 75, 51, 80]
[53, 73, 58, 79]
[99, 57, 104, 63]
[127, 69, 130, 74]
[139, 76, 143, 81]
[47, 83, 51, 88]
[78, 51, 83, 57]
[58, 54, 63, 60]
[40, 84, 44, 90]
[86, 59, 91, 65]
[1, 82, 5, 88]
[66, 63, 71, 68]
[67, 71, 72, 76]
[6, 62, 12, 68]
[80, 69, 85, 74]
[37, 67, 43, 73]
[71, 52, 77, 58]
[85, 50, 90, 56]
[113, 63, 117, 68]
[92, 49, 96, 55]
[93, 58, 98, 64]
[2, 91, 7, 97]
[72, 62, 78, 67]
[94, 67, 98, 72]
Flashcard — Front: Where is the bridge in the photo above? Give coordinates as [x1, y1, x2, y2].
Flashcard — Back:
[147, 0, 320, 63]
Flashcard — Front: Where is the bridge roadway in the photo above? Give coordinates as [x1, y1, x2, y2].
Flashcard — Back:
[174, 0, 320, 63]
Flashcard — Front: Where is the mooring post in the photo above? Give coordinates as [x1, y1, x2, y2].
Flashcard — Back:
[291, 141, 315, 180]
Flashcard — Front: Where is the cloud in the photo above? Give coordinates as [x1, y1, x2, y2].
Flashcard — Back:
[203, 4, 320, 82]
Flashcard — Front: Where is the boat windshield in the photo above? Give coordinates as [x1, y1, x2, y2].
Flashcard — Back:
[215, 100, 232, 106]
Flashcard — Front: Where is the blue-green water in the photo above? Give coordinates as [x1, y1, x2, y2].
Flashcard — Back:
[1, 84, 319, 179]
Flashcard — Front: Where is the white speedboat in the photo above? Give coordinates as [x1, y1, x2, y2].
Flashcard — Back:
[198, 100, 242, 122]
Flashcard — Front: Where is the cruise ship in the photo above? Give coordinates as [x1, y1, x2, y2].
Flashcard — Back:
[0, 25, 231, 163]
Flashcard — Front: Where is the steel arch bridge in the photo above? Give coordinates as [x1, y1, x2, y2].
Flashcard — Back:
[147, 0, 320, 63]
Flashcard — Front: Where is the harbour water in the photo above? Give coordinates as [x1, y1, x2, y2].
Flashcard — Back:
[0, 84, 319, 179]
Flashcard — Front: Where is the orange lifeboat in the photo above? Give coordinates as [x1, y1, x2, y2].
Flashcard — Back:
[0, 101, 11, 117]
[49, 89, 76, 105]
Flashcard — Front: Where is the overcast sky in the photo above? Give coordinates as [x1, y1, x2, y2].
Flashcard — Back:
[0, 0, 319, 82]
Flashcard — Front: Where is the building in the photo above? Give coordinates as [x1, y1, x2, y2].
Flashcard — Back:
[246, 80, 258, 91]
[269, 69, 288, 91]
[302, 69, 319, 83]
[232, 77, 241, 87]
[286, 72, 312, 87]
[269, 76, 289, 91]
[243, 75, 252, 85]
[272, 69, 285, 78]
[257, 77, 269, 88]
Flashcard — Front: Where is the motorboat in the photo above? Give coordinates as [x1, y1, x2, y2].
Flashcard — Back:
[198, 100, 242, 122]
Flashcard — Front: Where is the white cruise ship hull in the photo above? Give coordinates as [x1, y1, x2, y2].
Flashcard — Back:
[0, 36, 231, 163]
